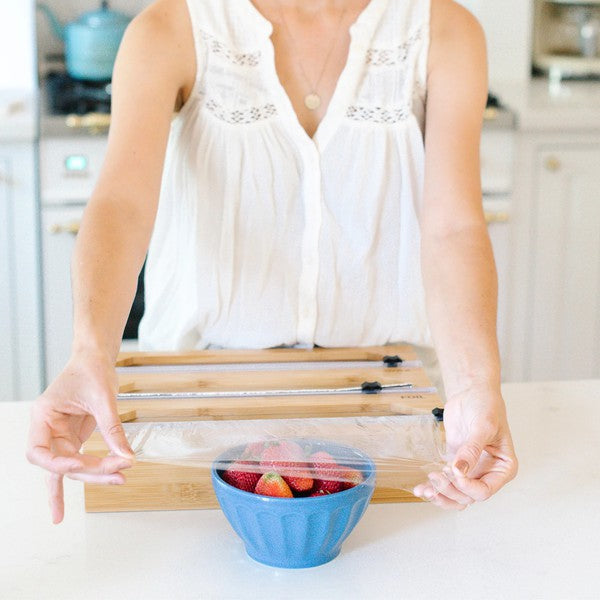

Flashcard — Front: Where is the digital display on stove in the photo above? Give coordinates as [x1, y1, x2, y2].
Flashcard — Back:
[64, 155, 88, 172]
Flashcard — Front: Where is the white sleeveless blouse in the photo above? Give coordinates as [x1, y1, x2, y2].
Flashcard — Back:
[138, 0, 433, 351]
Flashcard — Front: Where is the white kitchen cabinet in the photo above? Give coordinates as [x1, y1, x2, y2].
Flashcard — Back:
[41, 204, 83, 382]
[0, 156, 16, 400]
[480, 123, 516, 382]
[509, 134, 600, 381]
[0, 143, 44, 401]
[484, 198, 513, 381]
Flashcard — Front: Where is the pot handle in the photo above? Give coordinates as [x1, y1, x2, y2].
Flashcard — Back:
[36, 3, 65, 42]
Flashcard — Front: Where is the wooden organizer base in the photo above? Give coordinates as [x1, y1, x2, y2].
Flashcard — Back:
[83, 344, 441, 512]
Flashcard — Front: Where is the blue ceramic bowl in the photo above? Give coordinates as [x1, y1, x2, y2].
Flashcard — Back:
[211, 440, 376, 568]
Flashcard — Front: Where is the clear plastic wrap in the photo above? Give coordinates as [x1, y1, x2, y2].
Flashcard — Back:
[124, 414, 447, 495]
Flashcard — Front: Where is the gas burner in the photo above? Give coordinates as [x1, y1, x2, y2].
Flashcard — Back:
[46, 71, 112, 116]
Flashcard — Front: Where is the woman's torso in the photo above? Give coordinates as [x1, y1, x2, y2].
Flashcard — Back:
[139, 0, 433, 351]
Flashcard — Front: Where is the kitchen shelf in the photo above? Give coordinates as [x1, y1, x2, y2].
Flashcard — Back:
[543, 0, 600, 5]
[534, 52, 600, 75]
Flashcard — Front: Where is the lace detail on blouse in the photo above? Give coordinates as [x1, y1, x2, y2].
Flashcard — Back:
[200, 29, 261, 67]
[345, 104, 410, 124]
[366, 29, 423, 67]
[205, 98, 278, 124]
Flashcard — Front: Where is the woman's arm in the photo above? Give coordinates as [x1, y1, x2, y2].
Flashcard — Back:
[415, 0, 518, 509]
[73, 0, 195, 362]
[26, 0, 196, 523]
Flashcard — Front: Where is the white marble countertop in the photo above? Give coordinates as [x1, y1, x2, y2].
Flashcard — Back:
[495, 78, 600, 133]
[1, 379, 599, 600]
[0, 89, 37, 142]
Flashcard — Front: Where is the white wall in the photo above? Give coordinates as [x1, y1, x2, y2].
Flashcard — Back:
[457, 0, 533, 85]
[1, 0, 36, 89]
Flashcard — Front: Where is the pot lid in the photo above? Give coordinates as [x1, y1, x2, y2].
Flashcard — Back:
[76, 1, 131, 29]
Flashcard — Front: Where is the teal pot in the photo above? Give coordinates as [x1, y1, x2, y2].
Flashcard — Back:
[38, 1, 131, 81]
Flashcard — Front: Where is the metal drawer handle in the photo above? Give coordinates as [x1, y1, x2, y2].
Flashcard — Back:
[49, 220, 81, 235]
[545, 157, 561, 172]
[65, 113, 111, 134]
[484, 210, 510, 224]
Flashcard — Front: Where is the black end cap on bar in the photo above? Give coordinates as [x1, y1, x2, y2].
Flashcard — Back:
[432, 407, 444, 422]
[382, 355, 403, 368]
[361, 381, 383, 394]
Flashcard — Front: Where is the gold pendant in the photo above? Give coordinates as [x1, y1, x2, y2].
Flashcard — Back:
[304, 93, 321, 110]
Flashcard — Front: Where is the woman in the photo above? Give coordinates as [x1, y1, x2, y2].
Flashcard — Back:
[27, 0, 517, 523]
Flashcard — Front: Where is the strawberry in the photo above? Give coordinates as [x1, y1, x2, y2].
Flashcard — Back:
[338, 467, 364, 490]
[260, 441, 304, 466]
[310, 451, 349, 495]
[255, 472, 294, 498]
[312, 478, 343, 495]
[283, 469, 314, 493]
[222, 461, 261, 493]
[241, 441, 267, 460]
[309, 489, 331, 497]
[260, 441, 313, 493]
[310, 451, 340, 479]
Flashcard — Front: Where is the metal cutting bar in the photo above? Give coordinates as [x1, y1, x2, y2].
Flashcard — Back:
[117, 382, 419, 401]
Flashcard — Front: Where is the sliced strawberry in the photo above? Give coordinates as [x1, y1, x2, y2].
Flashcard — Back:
[255, 472, 294, 498]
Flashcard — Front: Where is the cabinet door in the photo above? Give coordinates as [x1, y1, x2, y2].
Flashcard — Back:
[528, 146, 600, 380]
[484, 198, 513, 381]
[41, 205, 84, 383]
[0, 145, 44, 400]
[0, 158, 16, 401]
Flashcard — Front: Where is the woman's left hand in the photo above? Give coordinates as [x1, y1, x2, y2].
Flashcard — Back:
[413, 386, 518, 510]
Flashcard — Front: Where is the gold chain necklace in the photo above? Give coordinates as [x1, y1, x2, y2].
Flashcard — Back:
[277, 4, 348, 111]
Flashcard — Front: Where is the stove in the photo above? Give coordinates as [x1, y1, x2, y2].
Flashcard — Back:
[45, 71, 112, 116]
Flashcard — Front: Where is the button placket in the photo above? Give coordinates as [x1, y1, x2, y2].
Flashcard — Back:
[296, 145, 322, 345]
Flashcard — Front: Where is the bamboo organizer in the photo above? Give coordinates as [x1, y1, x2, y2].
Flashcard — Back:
[83, 344, 442, 512]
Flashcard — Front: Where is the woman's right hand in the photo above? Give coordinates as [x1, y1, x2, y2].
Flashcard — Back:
[26, 351, 135, 524]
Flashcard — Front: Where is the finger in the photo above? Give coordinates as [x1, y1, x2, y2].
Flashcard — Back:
[29, 443, 131, 477]
[66, 471, 126, 485]
[413, 483, 439, 502]
[413, 483, 436, 501]
[27, 413, 84, 475]
[47, 473, 64, 524]
[413, 483, 468, 511]
[452, 439, 486, 479]
[413, 482, 430, 499]
[51, 436, 133, 477]
[93, 400, 135, 460]
[428, 472, 474, 506]
[429, 492, 469, 511]
[452, 469, 511, 502]
[452, 445, 517, 501]
[69, 452, 133, 475]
